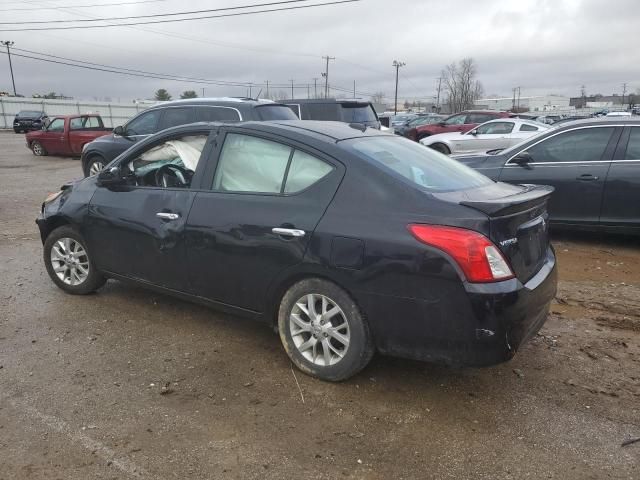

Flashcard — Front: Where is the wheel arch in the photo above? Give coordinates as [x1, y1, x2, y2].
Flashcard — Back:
[82, 151, 106, 176]
[38, 215, 72, 244]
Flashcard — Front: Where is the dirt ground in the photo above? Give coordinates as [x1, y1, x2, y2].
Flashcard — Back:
[0, 131, 638, 479]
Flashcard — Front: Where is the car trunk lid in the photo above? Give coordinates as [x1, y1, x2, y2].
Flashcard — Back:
[435, 182, 553, 283]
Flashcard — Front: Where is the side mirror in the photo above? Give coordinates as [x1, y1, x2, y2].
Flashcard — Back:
[113, 125, 125, 136]
[43, 118, 51, 129]
[512, 151, 533, 167]
[96, 166, 124, 186]
[469, 129, 478, 135]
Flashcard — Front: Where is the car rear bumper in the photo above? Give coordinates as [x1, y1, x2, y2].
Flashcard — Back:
[358, 247, 557, 367]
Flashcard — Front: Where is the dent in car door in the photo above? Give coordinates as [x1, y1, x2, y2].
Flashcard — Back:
[498, 126, 619, 225]
[185, 131, 343, 312]
[600, 126, 640, 229]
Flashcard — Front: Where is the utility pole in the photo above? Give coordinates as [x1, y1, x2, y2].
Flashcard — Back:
[622, 82, 628, 109]
[322, 55, 334, 98]
[248, 83, 253, 98]
[512, 87, 516, 111]
[1, 41, 16, 96]
[353, 80, 356, 98]
[313, 78, 318, 98]
[201, 87, 205, 97]
[516, 86, 521, 111]
[307, 84, 310, 99]
[265, 80, 270, 99]
[435, 77, 442, 113]
[392, 60, 405, 115]
[289, 79, 295, 99]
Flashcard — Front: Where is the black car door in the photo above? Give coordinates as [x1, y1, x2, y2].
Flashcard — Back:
[600, 126, 640, 230]
[185, 128, 343, 312]
[85, 127, 214, 290]
[498, 126, 620, 226]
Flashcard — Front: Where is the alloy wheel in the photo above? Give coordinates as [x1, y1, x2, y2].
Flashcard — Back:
[289, 293, 350, 367]
[50, 237, 90, 286]
[89, 160, 105, 176]
[32, 142, 43, 155]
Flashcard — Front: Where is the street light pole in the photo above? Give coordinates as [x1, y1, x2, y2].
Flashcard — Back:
[392, 60, 405, 115]
[289, 79, 295, 99]
[322, 55, 334, 98]
[1, 41, 16, 96]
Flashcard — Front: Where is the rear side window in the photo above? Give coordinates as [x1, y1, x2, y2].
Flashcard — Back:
[126, 110, 161, 135]
[524, 127, 615, 163]
[340, 104, 378, 123]
[255, 105, 299, 120]
[520, 123, 539, 132]
[625, 128, 640, 160]
[158, 107, 196, 130]
[197, 107, 241, 122]
[305, 103, 339, 121]
[212, 133, 332, 194]
[345, 136, 492, 192]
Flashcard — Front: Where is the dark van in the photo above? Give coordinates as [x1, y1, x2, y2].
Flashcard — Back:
[285, 99, 380, 129]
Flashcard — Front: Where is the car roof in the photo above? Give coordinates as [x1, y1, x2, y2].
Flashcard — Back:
[551, 117, 640, 129]
[145, 97, 280, 109]
[286, 98, 372, 105]
[50, 114, 101, 119]
[243, 120, 388, 142]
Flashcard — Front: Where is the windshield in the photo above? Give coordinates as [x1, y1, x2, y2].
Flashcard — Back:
[255, 105, 299, 121]
[18, 110, 43, 117]
[340, 104, 378, 123]
[343, 136, 493, 192]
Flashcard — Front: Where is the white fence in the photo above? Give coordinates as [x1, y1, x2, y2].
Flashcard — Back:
[0, 97, 157, 129]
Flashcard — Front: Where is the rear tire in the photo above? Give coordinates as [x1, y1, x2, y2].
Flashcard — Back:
[278, 278, 374, 381]
[43, 226, 106, 295]
[430, 143, 451, 155]
[31, 141, 47, 156]
[14, 128, 22, 134]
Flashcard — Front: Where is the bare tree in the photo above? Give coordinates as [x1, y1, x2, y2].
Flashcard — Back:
[370, 91, 385, 104]
[441, 58, 483, 113]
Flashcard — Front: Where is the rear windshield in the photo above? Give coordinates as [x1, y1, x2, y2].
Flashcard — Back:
[255, 105, 299, 121]
[344, 136, 493, 192]
[18, 110, 43, 117]
[340, 104, 378, 123]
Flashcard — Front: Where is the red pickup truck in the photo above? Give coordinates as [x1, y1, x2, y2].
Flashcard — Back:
[26, 114, 112, 157]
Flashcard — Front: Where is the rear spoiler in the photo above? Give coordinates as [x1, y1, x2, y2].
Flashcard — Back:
[460, 184, 554, 217]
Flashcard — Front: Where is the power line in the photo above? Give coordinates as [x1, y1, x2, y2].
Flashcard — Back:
[0, 0, 361, 31]
[0, 0, 322, 24]
[0, 0, 170, 12]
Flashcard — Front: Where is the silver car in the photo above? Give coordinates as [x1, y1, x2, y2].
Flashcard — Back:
[419, 118, 549, 154]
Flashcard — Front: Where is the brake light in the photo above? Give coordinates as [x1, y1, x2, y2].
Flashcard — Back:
[408, 224, 514, 283]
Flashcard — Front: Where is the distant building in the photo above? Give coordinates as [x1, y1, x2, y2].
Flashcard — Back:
[475, 94, 570, 112]
[570, 94, 631, 109]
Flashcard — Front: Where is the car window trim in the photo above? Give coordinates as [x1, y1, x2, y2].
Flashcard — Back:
[505, 125, 624, 166]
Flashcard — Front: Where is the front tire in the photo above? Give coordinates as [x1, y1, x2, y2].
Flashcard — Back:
[278, 278, 374, 381]
[430, 143, 451, 155]
[31, 141, 47, 156]
[86, 155, 106, 177]
[43, 226, 106, 295]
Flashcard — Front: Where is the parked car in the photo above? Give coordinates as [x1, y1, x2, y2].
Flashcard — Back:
[420, 118, 549, 154]
[454, 118, 640, 233]
[81, 97, 297, 177]
[13, 110, 48, 133]
[413, 110, 512, 141]
[37, 120, 557, 381]
[25, 114, 112, 157]
[606, 111, 632, 117]
[284, 98, 380, 129]
[398, 114, 446, 140]
[389, 113, 418, 127]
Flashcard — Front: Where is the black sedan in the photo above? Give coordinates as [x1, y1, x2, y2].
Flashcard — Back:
[454, 118, 640, 234]
[37, 121, 557, 381]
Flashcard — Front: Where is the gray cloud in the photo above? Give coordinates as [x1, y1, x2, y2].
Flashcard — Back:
[2, 0, 639, 101]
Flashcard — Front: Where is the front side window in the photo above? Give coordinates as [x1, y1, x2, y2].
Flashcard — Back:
[444, 114, 467, 125]
[523, 127, 615, 163]
[158, 107, 196, 131]
[475, 121, 514, 135]
[126, 134, 208, 188]
[47, 118, 65, 132]
[125, 110, 161, 136]
[344, 136, 492, 192]
[625, 127, 640, 160]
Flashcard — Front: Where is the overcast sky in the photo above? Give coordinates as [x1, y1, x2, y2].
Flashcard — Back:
[2, 0, 639, 102]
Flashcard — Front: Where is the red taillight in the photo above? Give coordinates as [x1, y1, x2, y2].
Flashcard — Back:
[408, 224, 514, 283]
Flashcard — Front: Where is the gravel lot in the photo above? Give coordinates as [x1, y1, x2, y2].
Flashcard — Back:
[0, 131, 638, 479]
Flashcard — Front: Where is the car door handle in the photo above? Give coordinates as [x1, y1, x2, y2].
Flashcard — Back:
[272, 227, 305, 237]
[156, 212, 180, 220]
[576, 174, 599, 181]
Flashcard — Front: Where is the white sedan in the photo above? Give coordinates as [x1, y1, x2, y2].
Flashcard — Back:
[419, 118, 549, 155]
